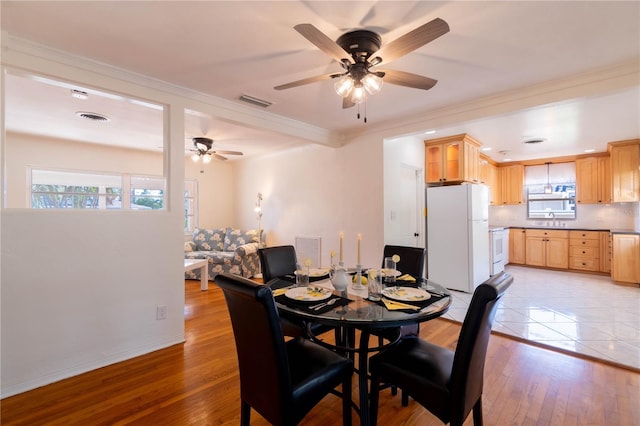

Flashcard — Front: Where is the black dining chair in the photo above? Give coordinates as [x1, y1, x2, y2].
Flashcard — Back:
[258, 246, 335, 339]
[215, 273, 354, 426]
[382, 245, 427, 282]
[368, 271, 513, 426]
[378, 245, 428, 339]
[258, 245, 298, 283]
[371, 245, 427, 400]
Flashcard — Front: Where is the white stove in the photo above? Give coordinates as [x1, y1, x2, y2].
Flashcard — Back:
[489, 227, 506, 276]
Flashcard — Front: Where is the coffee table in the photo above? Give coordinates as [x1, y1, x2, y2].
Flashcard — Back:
[184, 258, 209, 290]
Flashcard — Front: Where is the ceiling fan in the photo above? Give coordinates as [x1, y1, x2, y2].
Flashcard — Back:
[189, 137, 243, 164]
[274, 18, 450, 121]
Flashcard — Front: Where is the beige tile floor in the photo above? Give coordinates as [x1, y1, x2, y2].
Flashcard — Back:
[441, 264, 640, 370]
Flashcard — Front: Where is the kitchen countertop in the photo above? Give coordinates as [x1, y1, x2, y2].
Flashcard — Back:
[610, 229, 640, 235]
[496, 226, 640, 235]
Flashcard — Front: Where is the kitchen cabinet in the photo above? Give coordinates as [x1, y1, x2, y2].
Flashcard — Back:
[569, 230, 600, 272]
[509, 227, 526, 264]
[611, 233, 640, 284]
[609, 140, 640, 203]
[525, 229, 568, 269]
[576, 156, 611, 204]
[600, 231, 611, 273]
[425, 134, 482, 184]
[479, 155, 499, 205]
[497, 164, 524, 205]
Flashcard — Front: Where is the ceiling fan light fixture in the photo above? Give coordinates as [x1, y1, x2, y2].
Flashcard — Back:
[191, 153, 200, 162]
[362, 73, 383, 95]
[351, 85, 366, 104]
[194, 141, 208, 152]
[334, 76, 354, 97]
[202, 154, 212, 164]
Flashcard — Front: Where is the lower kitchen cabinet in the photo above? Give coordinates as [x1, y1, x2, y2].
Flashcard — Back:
[600, 231, 612, 273]
[569, 230, 600, 272]
[526, 229, 569, 269]
[611, 233, 640, 284]
[509, 228, 526, 264]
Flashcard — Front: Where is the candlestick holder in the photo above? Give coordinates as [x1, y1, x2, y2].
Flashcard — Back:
[352, 264, 365, 291]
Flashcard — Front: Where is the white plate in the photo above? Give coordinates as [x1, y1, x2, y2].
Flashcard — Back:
[381, 286, 431, 302]
[308, 268, 330, 277]
[285, 286, 332, 302]
[380, 268, 402, 277]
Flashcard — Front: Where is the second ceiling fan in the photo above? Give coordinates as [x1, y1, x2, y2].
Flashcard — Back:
[274, 17, 450, 121]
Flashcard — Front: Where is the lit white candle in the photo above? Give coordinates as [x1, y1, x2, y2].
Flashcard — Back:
[357, 233, 362, 264]
[339, 232, 344, 262]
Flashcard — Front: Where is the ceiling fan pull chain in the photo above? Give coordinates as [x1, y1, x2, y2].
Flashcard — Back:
[357, 103, 361, 120]
[364, 100, 367, 123]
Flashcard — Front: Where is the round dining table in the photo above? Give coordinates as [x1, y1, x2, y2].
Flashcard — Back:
[270, 276, 451, 426]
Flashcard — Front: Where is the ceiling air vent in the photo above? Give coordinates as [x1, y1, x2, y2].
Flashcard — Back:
[523, 138, 546, 144]
[239, 94, 272, 108]
[76, 111, 110, 122]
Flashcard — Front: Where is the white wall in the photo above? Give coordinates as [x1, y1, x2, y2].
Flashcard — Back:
[233, 137, 385, 268]
[185, 156, 235, 230]
[1, 56, 188, 397]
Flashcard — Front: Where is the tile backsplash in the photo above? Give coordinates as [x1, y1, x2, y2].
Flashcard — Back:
[489, 202, 639, 230]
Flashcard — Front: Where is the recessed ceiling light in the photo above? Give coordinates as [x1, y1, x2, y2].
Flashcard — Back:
[424, 130, 436, 135]
[584, 149, 596, 153]
[481, 147, 492, 152]
[75, 111, 110, 122]
[502, 158, 512, 162]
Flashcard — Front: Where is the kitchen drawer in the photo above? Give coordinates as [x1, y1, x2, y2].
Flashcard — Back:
[569, 239, 600, 248]
[569, 230, 600, 240]
[526, 229, 569, 238]
[570, 257, 600, 271]
[570, 246, 599, 257]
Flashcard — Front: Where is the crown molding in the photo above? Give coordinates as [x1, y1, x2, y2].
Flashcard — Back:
[1, 34, 339, 147]
[345, 59, 640, 142]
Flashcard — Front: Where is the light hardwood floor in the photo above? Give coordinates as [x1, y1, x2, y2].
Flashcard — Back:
[1, 279, 639, 425]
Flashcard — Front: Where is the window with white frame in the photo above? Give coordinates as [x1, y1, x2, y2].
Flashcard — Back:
[31, 169, 123, 209]
[30, 169, 198, 233]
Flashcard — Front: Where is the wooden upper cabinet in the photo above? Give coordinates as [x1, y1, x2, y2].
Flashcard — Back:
[576, 156, 611, 204]
[497, 164, 524, 205]
[479, 155, 499, 204]
[425, 134, 482, 184]
[609, 140, 640, 203]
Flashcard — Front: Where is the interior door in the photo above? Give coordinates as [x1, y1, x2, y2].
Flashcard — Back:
[388, 165, 422, 247]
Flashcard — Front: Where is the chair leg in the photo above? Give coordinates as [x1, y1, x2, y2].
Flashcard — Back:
[472, 396, 483, 426]
[342, 374, 352, 426]
[369, 376, 381, 426]
[240, 400, 251, 426]
[401, 389, 409, 406]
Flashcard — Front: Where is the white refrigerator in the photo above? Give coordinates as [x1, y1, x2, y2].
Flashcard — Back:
[426, 184, 490, 293]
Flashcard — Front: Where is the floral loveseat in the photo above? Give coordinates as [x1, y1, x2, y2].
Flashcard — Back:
[184, 227, 261, 280]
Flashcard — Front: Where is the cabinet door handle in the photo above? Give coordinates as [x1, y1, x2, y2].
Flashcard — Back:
[582, 251, 586, 254]
[582, 241, 586, 245]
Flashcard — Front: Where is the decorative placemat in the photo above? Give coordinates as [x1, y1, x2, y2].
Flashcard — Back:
[367, 292, 448, 313]
[275, 294, 351, 314]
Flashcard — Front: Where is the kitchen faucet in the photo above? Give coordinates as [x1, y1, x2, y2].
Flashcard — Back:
[548, 211, 556, 227]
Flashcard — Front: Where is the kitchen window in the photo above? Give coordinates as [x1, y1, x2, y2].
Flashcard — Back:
[525, 163, 576, 220]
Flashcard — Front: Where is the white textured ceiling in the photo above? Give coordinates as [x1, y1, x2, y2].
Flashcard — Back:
[2, 1, 639, 162]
